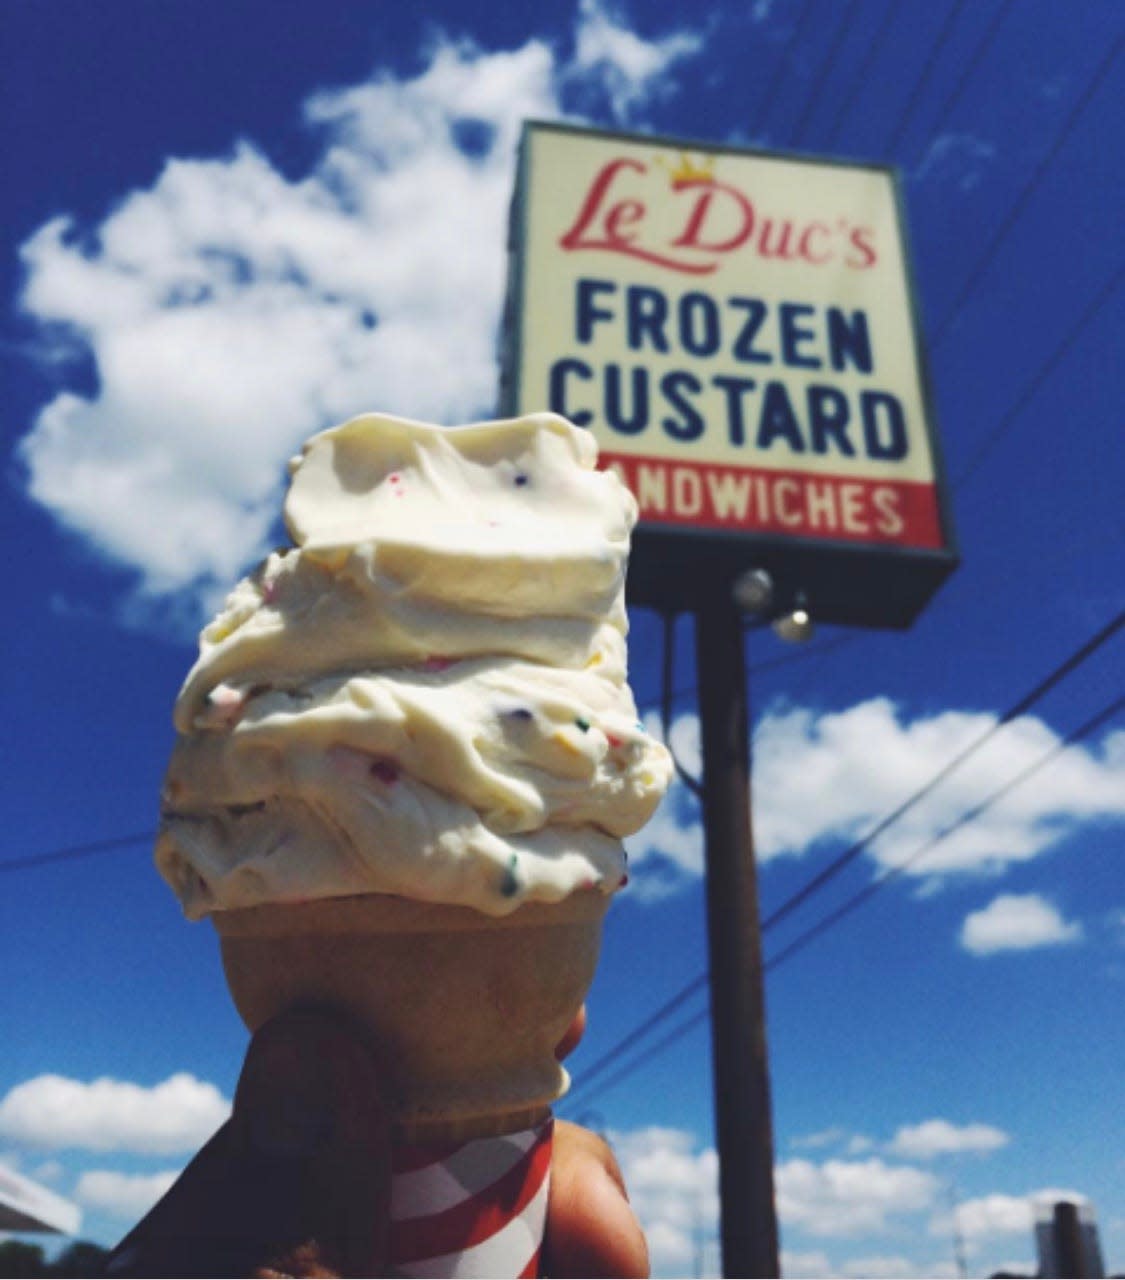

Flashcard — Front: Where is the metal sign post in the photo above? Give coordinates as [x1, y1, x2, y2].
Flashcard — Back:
[696, 593, 779, 1278]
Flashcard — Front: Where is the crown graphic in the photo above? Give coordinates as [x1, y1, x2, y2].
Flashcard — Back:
[657, 150, 716, 184]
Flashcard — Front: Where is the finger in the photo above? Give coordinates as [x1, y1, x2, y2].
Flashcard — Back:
[543, 1120, 649, 1279]
[232, 1008, 391, 1277]
[105, 1007, 390, 1279]
[555, 1004, 587, 1061]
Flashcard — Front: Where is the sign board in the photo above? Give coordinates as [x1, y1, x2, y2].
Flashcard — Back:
[499, 121, 957, 627]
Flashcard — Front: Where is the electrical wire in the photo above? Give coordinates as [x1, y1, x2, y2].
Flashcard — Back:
[563, 973, 710, 1109]
[883, 0, 969, 155]
[788, 0, 861, 149]
[752, 0, 820, 141]
[821, 0, 902, 150]
[746, 632, 855, 673]
[563, 1003, 711, 1113]
[950, 260, 1125, 489]
[930, 31, 1124, 349]
[562, 689, 1125, 1110]
[921, 0, 1016, 150]
[656, 638, 857, 726]
[0, 829, 155, 876]
[562, 612, 1124, 1102]
[759, 607, 1125, 934]
[764, 691, 1125, 972]
[661, 612, 704, 796]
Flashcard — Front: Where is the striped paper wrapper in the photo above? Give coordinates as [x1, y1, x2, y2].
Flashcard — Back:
[390, 1117, 553, 1278]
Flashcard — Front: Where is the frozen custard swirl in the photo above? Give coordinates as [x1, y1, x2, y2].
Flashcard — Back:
[157, 412, 672, 919]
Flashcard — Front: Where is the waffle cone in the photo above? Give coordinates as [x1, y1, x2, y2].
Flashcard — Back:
[214, 891, 609, 1141]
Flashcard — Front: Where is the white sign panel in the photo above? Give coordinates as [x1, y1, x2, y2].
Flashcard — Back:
[503, 123, 954, 577]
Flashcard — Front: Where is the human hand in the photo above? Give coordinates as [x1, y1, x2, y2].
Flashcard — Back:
[104, 1008, 648, 1278]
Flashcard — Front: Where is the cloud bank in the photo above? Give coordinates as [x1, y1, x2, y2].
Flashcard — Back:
[792, 1117, 1011, 1161]
[14, 2, 701, 628]
[626, 700, 1125, 892]
[0, 1073, 230, 1156]
[610, 1123, 1077, 1277]
[959, 892, 1084, 955]
[887, 1118, 1010, 1159]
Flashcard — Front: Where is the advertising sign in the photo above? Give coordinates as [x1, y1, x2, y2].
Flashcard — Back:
[500, 122, 957, 627]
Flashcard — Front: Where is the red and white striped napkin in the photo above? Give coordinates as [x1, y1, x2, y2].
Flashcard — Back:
[390, 1117, 553, 1278]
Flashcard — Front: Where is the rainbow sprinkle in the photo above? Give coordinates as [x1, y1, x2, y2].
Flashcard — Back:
[422, 656, 455, 672]
[369, 760, 400, 784]
[500, 854, 520, 897]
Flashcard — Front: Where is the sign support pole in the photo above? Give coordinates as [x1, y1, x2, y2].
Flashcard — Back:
[695, 591, 780, 1279]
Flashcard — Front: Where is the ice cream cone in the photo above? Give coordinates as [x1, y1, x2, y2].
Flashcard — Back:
[214, 889, 609, 1141]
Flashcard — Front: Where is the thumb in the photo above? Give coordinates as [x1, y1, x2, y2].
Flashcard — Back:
[105, 1008, 390, 1279]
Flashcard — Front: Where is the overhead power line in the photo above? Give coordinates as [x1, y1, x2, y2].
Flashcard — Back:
[752, 0, 820, 140]
[662, 612, 703, 797]
[764, 691, 1125, 971]
[788, 0, 861, 149]
[920, 0, 1016, 148]
[560, 609, 1125, 1108]
[760, 607, 1125, 934]
[821, 0, 902, 150]
[565, 1003, 711, 1112]
[562, 689, 1125, 1112]
[0, 829, 155, 876]
[951, 260, 1125, 489]
[931, 31, 1124, 349]
[883, 0, 969, 155]
[564, 973, 710, 1109]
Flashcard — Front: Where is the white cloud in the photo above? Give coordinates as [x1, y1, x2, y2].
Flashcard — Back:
[754, 702, 1125, 875]
[788, 1128, 875, 1157]
[608, 1126, 718, 1276]
[0, 1073, 230, 1155]
[843, 1256, 957, 1279]
[888, 1119, 1010, 1159]
[573, 1122, 1080, 1279]
[30, 1160, 65, 1184]
[626, 702, 1125, 898]
[959, 893, 1083, 955]
[932, 1187, 1087, 1249]
[775, 1157, 939, 1238]
[791, 1127, 851, 1151]
[934, 1192, 1032, 1242]
[912, 133, 996, 192]
[781, 1250, 834, 1278]
[623, 711, 705, 898]
[15, 5, 702, 630]
[845, 1134, 876, 1157]
[74, 1169, 180, 1221]
[569, 0, 703, 118]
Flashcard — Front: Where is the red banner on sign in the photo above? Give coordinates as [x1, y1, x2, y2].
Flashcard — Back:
[601, 453, 943, 549]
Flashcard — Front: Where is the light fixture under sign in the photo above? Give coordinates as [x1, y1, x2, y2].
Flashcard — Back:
[773, 595, 814, 644]
[732, 569, 815, 643]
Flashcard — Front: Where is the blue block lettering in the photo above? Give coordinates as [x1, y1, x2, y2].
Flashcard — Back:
[626, 286, 669, 352]
[861, 391, 908, 459]
[661, 371, 705, 440]
[576, 279, 617, 344]
[548, 358, 593, 426]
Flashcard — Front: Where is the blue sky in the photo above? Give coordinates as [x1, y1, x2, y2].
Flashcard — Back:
[2, 1, 1123, 1274]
